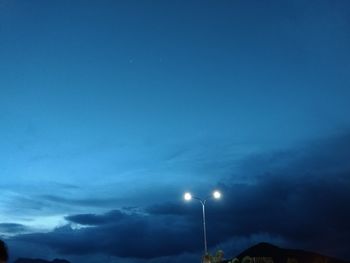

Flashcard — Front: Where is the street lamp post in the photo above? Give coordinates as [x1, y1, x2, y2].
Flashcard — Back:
[184, 190, 221, 255]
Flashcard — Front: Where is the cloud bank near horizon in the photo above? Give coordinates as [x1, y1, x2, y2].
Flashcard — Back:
[5, 131, 350, 262]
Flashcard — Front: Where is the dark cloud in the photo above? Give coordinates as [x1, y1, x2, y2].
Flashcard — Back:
[65, 210, 125, 225]
[0, 223, 28, 234]
[10, 132, 350, 261]
[12, 210, 201, 259]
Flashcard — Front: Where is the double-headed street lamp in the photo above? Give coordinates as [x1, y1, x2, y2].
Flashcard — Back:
[183, 190, 222, 255]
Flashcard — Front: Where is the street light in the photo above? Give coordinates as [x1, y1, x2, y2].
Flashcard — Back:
[183, 190, 222, 255]
[213, 190, 221, 199]
[184, 192, 192, 201]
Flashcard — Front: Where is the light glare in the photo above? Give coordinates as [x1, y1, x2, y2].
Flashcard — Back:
[213, 190, 221, 199]
[184, 192, 192, 201]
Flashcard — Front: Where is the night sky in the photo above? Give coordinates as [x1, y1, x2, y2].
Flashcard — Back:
[1, 1, 350, 262]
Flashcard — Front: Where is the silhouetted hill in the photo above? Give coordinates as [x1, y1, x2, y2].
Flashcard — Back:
[14, 258, 70, 263]
[13, 243, 350, 263]
[223, 242, 349, 263]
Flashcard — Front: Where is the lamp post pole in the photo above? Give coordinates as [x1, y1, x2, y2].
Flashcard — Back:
[201, 199, 208, 255]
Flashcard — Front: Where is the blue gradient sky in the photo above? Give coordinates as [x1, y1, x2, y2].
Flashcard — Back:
[1, 1, 350, 262]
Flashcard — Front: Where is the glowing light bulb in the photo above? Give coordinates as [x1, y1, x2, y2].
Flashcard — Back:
[184, 192, 192, 201]
[213, 190, 221, 199]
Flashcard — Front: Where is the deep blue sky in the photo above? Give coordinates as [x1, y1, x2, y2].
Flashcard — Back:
[1, 1, 350, 262]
